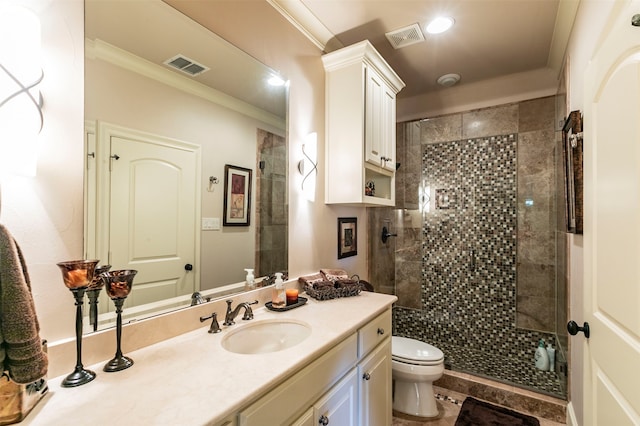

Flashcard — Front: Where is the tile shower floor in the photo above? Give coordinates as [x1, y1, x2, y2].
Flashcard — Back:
[392, 387, 566, 426]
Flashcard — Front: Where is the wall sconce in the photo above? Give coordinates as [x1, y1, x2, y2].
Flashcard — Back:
[0, 3, 44, 176]
[298, 132, 318, 199]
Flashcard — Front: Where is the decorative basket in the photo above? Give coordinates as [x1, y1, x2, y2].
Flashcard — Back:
[303, 282, 362, 301]
[299, 270, 363, 301]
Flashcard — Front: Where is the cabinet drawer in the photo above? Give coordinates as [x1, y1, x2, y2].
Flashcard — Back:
[357, 309, 391, 358]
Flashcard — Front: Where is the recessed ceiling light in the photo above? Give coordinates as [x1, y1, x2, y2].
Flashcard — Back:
[426, 16, 454, 34]
[268, 75, 286, 86]
[437, 73, 461, 87]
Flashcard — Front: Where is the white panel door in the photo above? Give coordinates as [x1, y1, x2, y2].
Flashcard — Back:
[314, 369, 358, 426]
[109, 133, 198, 308]
[582, 1, 640, 424]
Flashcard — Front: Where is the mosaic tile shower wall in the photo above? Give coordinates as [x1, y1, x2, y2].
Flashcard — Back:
[384, 97, 567, 398]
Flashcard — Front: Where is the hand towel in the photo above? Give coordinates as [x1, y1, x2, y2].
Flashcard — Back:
[0, 224, 48, 384]
[320, 268, 349, 282]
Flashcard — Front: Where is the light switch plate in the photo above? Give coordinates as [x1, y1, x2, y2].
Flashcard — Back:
[202, 217, 220, 230]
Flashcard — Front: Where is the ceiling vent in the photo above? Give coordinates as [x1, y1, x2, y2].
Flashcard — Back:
[385, 23, 425, 49]
[163, 54, 209, 76]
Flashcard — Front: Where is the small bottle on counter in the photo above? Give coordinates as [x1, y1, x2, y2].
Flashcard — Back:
[271, 272, 286, 308]
[244, 268, 255, 290]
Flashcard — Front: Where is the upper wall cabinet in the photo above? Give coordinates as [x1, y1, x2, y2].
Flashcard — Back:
[322, 40, 405, 206]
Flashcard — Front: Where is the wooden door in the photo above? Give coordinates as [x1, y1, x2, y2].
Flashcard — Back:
[105, 124, 200, 310]
[582, 1, 640, 423]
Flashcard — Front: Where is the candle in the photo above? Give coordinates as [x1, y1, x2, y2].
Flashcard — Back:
[106, 280, 131, 299]
[286, 288, 299, 305]
[65, 269, 88, 288]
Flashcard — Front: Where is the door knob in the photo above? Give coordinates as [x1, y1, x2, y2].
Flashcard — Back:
[184, 264, 193, 271]
[567, 320, 590, 338]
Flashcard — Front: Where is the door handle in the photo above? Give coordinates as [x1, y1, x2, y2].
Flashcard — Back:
[185, 264, 193, 271]
[567, 320, 590, 338]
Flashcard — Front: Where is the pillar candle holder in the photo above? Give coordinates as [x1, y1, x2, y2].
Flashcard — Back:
[56, 259, 99, 388]
[86, 264, 111, 332]
[101, 269, 137, 372]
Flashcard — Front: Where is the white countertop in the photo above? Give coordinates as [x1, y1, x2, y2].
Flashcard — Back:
[25, 291, 396, 425]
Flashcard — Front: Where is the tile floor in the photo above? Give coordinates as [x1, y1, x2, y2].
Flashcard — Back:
[391, 387, 566, 426]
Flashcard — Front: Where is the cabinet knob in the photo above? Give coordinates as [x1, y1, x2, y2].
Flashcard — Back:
[319, 415, 329, 425]
[377, 327, 385, 335]
[363, 372, 371, 381]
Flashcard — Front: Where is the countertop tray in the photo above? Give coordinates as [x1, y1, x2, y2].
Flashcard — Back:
[265, 296, 308, 312]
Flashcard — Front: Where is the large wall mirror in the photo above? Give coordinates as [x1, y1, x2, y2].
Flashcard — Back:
[84, 0, 288, 331]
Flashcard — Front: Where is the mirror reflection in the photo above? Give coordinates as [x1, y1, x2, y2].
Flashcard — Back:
[84, 0, 288, 331]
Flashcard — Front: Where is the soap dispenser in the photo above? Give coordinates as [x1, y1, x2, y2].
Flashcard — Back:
[271, 272, 286, 308]
[535, 339, 550, 371]
[244, 268, 255, 290]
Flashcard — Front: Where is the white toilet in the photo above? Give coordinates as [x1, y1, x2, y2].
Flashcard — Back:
[391, 336, 445, 418]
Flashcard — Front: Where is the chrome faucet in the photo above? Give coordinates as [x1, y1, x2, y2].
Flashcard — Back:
[191, 291, 211, 306]
[224, 299, 258, 326]
[191, 292, 205, 306]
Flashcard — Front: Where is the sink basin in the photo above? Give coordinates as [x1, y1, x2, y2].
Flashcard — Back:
[221, 319, 311, 354]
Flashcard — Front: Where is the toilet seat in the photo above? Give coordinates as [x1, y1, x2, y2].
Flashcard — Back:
[392, 336, 444, 366]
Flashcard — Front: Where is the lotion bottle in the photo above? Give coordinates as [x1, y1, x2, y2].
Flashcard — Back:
[535, 339, 550, 371]
[546, 341, 556, 372]
[244, 268, 255, 290]
[271, 272, 286, 308]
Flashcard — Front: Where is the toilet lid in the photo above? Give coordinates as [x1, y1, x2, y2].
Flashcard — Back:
[392, 336, 444, 364]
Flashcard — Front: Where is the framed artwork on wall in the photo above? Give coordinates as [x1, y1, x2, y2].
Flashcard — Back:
[337, 217, 357, 259]
[223, 164, 252, 226]
[562, 110, 583, 234]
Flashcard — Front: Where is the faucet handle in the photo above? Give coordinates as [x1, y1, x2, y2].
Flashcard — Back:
[200, 312, 221, 334]
[242, 300, 259, 320]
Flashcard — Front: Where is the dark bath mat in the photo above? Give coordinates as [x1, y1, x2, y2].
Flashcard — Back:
[455, 397, 540, 426]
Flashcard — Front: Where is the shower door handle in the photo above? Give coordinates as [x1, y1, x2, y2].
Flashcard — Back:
[469, 249, 476, 272]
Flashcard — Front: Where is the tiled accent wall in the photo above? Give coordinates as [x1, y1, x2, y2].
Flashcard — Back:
[255, 129, 288, 277]
[369, 97, 566, 398]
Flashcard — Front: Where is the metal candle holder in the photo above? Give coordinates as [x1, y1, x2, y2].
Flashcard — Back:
[86, 264, 111, 332]
[101, 269, 137, 372]
[56, 259, 100, 388]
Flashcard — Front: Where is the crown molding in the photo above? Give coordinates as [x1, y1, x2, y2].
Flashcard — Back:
[266, 0, 343, 52]
[86, 38, 285, 130]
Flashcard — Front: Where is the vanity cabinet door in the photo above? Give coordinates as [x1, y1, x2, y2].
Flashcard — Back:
[358, 338, 392, 426]
[314, 368, 358, 426]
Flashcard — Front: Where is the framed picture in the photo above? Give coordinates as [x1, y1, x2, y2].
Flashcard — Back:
[223, 164, 252, 226]
[337, 217, 357, 259]
[562, 110, 583, 234]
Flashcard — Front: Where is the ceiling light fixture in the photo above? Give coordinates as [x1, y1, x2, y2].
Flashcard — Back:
[437, 73, 461, 87]
[268, 75, 286, 86]
[426, 16, 454, 34]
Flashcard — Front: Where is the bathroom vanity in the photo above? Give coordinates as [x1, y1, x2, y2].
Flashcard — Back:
[24, 291, 396, 425]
